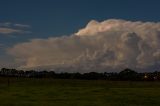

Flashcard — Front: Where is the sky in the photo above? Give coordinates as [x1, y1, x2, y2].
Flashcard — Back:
[0, 0, 160, 72]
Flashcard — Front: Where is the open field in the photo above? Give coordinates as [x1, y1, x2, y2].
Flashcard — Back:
[0, 78, 160, 106]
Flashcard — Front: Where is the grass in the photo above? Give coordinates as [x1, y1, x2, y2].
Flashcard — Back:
[0, 78, 160, 106]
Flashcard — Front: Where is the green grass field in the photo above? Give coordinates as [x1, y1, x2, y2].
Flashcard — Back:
[0, 78, 160, 106]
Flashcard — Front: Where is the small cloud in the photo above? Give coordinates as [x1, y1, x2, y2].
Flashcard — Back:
[0, 22, 30, 28]
[0, 28, 22, 34]
[14, 24, 30, 28]
[0, 22, 31, 35]
[0, 27, 31, 34]
[0, 22, 11, 27]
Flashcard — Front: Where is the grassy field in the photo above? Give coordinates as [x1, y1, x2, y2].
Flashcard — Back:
[0, 78, 160, 106]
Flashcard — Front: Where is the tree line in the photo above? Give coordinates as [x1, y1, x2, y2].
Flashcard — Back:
[0, 68, 160, 81]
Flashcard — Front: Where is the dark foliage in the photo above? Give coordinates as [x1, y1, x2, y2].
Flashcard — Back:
[0, 68, 160, 81]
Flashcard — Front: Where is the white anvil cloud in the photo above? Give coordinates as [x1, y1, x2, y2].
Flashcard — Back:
[7, 19, 160, 72]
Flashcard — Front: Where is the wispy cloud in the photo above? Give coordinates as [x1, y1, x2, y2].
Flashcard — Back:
[0, 22, 31, 35]
[0, 22, 30, 28]
[14, 24, 30, 28]
[0, 27, 30, 34]
[0, 22, 11, 27]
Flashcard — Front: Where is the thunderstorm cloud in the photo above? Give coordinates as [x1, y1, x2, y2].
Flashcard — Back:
[7, 19, 160, 72]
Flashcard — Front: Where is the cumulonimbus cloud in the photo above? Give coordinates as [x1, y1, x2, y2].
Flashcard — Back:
[7, 19, 160, 72]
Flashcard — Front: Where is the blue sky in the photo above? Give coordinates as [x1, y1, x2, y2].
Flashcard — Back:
[1, 0, 160, 39]
[0, 0, 160, 71]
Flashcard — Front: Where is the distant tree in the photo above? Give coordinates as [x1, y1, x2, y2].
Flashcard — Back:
[1, 68, 10, 76]
[1, 67, 160, 81]
[70, 73, 82, 79]
[83, 72, 103, 80]
[104, 72, 119, 80]
[119, 68, 138, 81]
